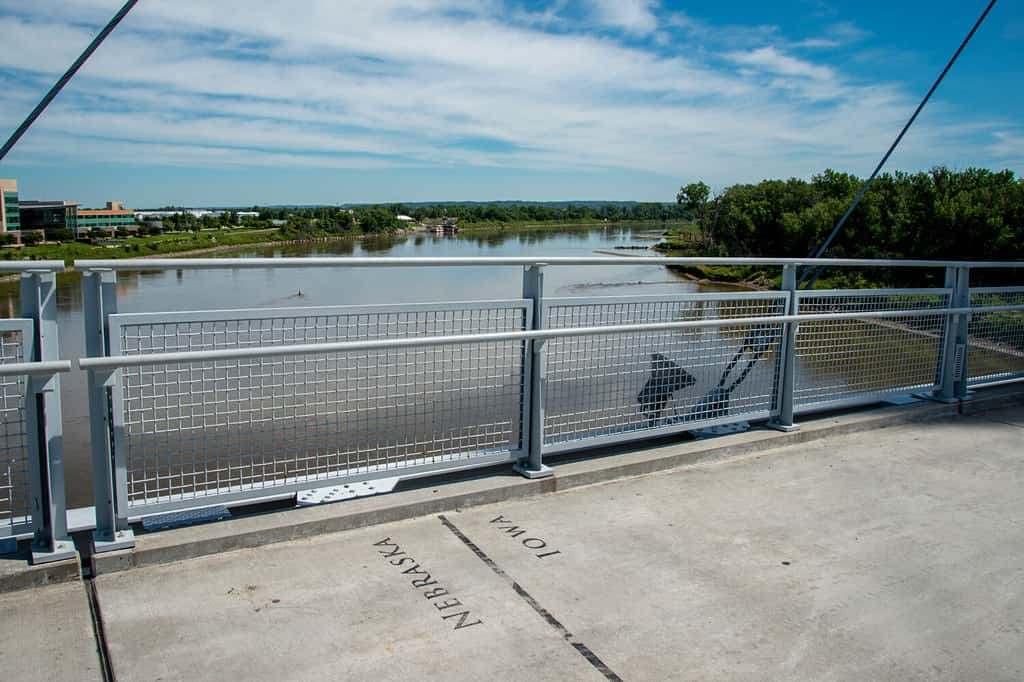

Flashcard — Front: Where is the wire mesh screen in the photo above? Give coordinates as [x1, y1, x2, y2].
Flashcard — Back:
[0, 322, 31, 536]
[542, 294, 788, 451]
[967, 288, 1024, 385]
[794, 290, 950, 408]
[109, 303, 529, 507]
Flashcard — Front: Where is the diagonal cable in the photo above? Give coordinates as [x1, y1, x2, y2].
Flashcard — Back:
[801, 0, 999, 288]
[0, 0, 141, 163]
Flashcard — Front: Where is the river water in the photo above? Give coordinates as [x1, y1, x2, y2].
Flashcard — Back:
[4, 226, 732, 507]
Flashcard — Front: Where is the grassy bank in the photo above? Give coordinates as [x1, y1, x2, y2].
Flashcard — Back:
[653, 227, 887, 290]
[2, 227, 293, 265]
[647, 225, 779, 288]
[3, 219, 692, 266]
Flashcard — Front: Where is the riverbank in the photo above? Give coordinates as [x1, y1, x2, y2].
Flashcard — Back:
[4, 228, 413, 263]
[1, 227, 284, 265]
[0, 228, 417, 282]
[456, 219, 686, 234]
[1, 221, 782, 293]
[2, 219, 684, 268]
[592, 248, 766, 291]
[108, 231, 417, 260]
[652, 238, 858, 290]
[650, 233, 773, 286]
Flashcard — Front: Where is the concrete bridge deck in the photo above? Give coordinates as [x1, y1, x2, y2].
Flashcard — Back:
[3, 401, 1023, 681]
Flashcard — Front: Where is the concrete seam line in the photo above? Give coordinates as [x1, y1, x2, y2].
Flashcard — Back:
[84, 580, 116, 682]
[438, 514, 624, 682]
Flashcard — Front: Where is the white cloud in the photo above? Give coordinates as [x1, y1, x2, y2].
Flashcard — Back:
[726, 47, 835, 82]
[0, 0, 1015, 193]
[790, 38, 841, 49]
[988, 131, 1024, 166]
[826, 21, 871, 43]
[585, 0, 659, 36]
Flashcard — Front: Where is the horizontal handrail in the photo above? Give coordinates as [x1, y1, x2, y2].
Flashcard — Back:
[796, 287, 952, 297]
[0, 360, 74, 377]
[71, 257, 1024, 271]
[970, 286, 1024, 294]
[77, 304, 1024, 371]
[0, 261, 67, 273]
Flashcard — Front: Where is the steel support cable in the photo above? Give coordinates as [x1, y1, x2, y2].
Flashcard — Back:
[0, 0, 141, 163]
[800, 0, 999, 288]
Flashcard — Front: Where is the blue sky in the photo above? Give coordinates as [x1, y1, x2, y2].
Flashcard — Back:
[0, 0, 1020, 207]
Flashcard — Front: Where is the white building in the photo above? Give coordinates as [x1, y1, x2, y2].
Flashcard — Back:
[135, 209, 259, 223]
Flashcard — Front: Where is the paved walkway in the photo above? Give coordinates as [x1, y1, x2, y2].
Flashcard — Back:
[0, 582, 101, 680]
[4, 404, 1023, 680]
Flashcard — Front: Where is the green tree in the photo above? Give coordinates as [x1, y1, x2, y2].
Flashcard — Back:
[677, 182, 710, 222]
[357, 208, 400, 234]
[670, 167, 1024, 284]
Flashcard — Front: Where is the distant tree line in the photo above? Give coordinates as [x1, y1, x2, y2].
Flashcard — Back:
[161, 211, 240, 232]
[676, 167, 1024, 263]
[255, 202, 690, 226]
[403, 202, 688, 224]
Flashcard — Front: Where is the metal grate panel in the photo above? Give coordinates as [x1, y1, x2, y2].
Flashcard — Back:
[967, 287, 1024, 385]
[0, 320, 33, 537]
[108, 302, 530, 508]
[542, 293, 788, 452]
[794, 290, 949, 408]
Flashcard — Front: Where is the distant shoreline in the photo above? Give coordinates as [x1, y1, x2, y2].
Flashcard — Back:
[591, 248, 761, 290]
[0, 220, 689, 282]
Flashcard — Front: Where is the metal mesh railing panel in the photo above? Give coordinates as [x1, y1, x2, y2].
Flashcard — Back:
[117, 306, 526, 354]
[542, 295, 787, 448]
[794, 291, 949, 408]
[544, 294, 788, 330]
[0, 326, 31, 535]
[967, 288, 1024, 384]
[113, 304, 528, 507]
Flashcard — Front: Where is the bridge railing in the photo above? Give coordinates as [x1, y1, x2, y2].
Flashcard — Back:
[0, 263, 74, 564]
[792, 288, 953, 411]
[104, 300, 531, 518]
[538, 291, 791, 453]
[72, 257, 1024, 554]
[967, 287, 1024, 386]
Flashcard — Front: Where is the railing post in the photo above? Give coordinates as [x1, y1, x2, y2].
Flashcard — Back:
[933, 266, 971, 402]
[934, 267, 959, 401]
[953, 266, 972, 399]
[20, 271, 76, 563]
[768, 264, 800, 432]
[514, 264, 553, 479]
[83, 269, 134, 552]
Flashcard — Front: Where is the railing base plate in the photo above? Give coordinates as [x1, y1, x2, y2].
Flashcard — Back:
[92, 529, 136, 554]
[513, 462, 553, 479]
[694, 421, 752, 438]
[918, 393, 958, 404]
[142, 507, 230, 532]
[297, 478, 400, 506]
[31, 539, 77, 565]
[766, 422, 800, 433]
[916, 392, 979, 405]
